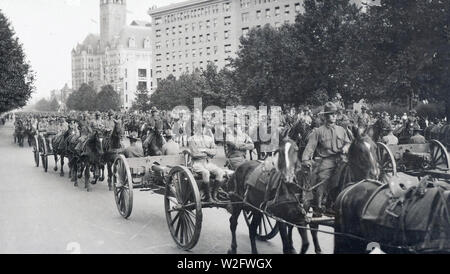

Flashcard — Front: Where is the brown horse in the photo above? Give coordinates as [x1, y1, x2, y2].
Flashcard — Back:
[102, 120, 124, 191]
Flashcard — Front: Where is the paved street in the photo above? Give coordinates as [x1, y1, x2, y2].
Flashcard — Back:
[0, 121, 333, 254]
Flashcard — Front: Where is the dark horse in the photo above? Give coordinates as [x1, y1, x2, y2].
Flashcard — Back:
[102, 120, 124, 191]
[81, 131, 105, 192]
[52, 127, 77, 177]
[67, 131, 104, 192]
[142, 125, 167, 156]
[14, 120, 25, 147]
[226, 127, 381, 254]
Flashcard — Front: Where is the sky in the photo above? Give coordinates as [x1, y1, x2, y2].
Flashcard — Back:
[0, 0, 185, 104]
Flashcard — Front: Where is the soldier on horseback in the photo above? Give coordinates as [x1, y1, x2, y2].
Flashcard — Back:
[143, 107, 164, 155]
[302, 102, 352, 216]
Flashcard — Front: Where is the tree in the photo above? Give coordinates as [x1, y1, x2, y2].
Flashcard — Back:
[34, 98, 51, 112]
[66, 83, 97, 111]
[95, 85, 120, 112]
[49, 98, 60, 112]
[131, 87, 151, 112]
[0, 10, 35, 113]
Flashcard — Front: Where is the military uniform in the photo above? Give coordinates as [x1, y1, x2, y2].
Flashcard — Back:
[225, 130, 254, 170]
[121, 145, 144, 158]
[188, 134, 225, 201]
[382, 133, 399, 145]
[162, 139, 180, 155]
[302, 102, 351, 214]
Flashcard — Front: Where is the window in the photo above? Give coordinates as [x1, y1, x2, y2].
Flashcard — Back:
[192, 49, 196, 57]
[199, 34, 203, 43]
[275, 7, 280, 17]
[138, 69, 147, 78]
[256, 10, 261, 20]
[206, 33, 211, 42]
[156, 29, 161, 38]
[166, 28, 170, 36]
[206, 47, 211, 55]
[214, 46, 218, 54]
[185, 49, 189, 58]
[224, 30, 230, 40]
[242, 12, 249, 22]
[166, 52, 170, 61]
[185, 24, 189, 32]
[224, 16, 231, 26]
[192, 23, 196, 31]
[192, 36, 196, 44]
[199, 48, 203, 57]
[285, 5, 290, 15]
[179, 25, 183, 33]
[172, 39, 176, 47]
[224, 44, 231, 54]
[138, 81, 147, 90]
[295, 3, 302, 14]
[223, 2, 230, 12]
[199, 21, 203, 30]
[213, 18, 218, 28]
[266, 9, 270, 18]
[275, 22, 281, 30]
[155, 17, 162, 26]
[128, 37, 136, 48]
[185, 37, 189, 45]
[206, 20, 211, 28]
[156, 42, 161, 50]
[214, 32, 218, 41]
[242, 27, 249, 37]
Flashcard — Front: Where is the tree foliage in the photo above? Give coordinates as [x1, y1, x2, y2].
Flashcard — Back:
[66, 83, 97, 111]
[131, 87, 152, 112]
[149, 65, 237, 110]
[95, 85, 120, 112]
[0, 10, 35, 113]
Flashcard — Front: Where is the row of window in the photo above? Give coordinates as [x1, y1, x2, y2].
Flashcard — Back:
[156, 44, 232, 62]
[156, 59, 230, 75]
[155, 31, 228, 50]
[156, 17, 226, 38]
[155, 2, 231, 25]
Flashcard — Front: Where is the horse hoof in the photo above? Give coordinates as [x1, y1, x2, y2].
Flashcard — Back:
[60, 173, 64, 177]
[74, 183, 78, 187]
[227, 249, 237, 255]
[99, 177, 105, 182]
[108, 186, 112, 191]
[284, 248, 297, 254]
[54, 167, 58, 172]
[315, 250, 323, 255]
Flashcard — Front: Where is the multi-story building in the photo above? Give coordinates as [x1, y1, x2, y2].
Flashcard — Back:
[148, 0, 379, 86]
[71, 0, 153, 110]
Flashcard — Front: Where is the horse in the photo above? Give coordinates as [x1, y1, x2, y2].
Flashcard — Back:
[81, 130, 105, 192]
[14, 120, 25, 147]
[23, 121, 35, 147]
[225, 126, 381, 254]
[52, 127, 77, 177]
[226, 138, 310, 254]
[102, 120, 124, 191]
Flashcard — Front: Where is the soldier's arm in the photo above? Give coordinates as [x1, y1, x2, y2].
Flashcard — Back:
[204, 137, 217, 157]
[302, 129, 319, 162]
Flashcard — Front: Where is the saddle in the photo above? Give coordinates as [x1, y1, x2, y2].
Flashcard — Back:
[361, 178, 450, 249]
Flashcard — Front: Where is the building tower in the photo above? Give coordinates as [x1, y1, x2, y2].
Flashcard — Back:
[100, 0, 127, 46]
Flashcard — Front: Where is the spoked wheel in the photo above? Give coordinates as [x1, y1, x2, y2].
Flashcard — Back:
[376, 143, 397, 178]
[41, 139, 48, 173]
[429, 140, 450, 170]
[112, 155, 133, 219]
[165, 166, 202, 251]
[33, 136, 39, 167]
[244, 210, 279, 241]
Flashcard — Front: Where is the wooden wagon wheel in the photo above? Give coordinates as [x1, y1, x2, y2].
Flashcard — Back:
[243, 210, 279, 241]
[429, 140, 450, 170]
[376, 143, 397, 177]
[112, 155, 134, 219]
[33, 135, 39, 167]
[41, 137, 48, 173]
[165, 165, 202, 251]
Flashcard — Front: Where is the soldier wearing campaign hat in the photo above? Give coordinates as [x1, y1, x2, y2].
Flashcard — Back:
[302, 102, 352, 216]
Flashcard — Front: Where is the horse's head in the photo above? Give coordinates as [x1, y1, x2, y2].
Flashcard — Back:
[348, 126, 380, 181]
[276, 138, 299, 183]
[90, 131, 104, 155]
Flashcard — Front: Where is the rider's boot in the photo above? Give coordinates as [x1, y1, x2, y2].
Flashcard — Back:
[203, 186, 212, 203]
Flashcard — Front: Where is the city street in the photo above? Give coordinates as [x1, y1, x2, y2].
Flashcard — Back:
[0, 121, 334, 254]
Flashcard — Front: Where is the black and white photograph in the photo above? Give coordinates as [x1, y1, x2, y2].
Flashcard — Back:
[0, 0, 449, 259]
